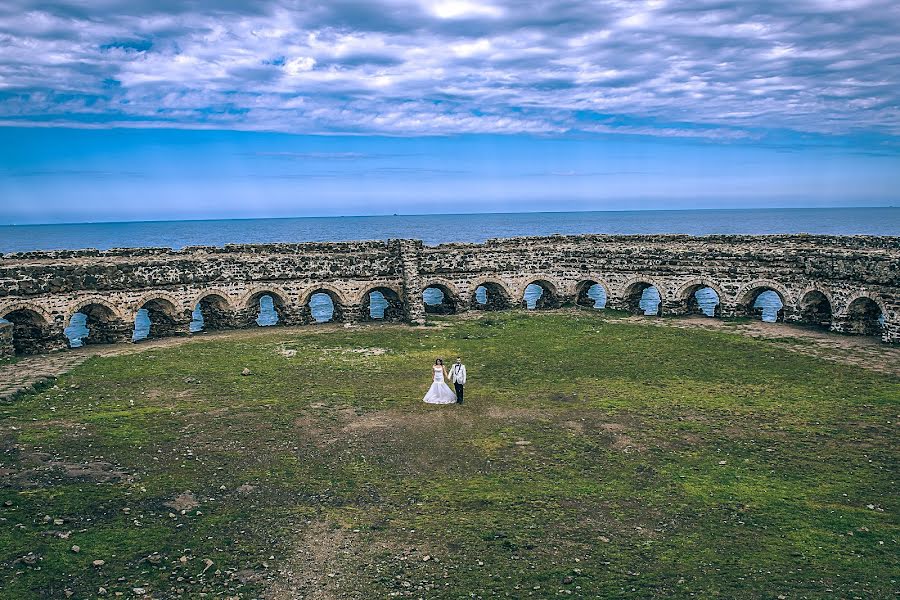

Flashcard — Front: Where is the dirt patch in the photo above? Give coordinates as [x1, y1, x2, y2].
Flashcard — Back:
[265, 521, 355, 600]
[164, 491, 200, 512]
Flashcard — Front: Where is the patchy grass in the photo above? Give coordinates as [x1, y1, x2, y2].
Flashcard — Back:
[0, 311, 897, 599]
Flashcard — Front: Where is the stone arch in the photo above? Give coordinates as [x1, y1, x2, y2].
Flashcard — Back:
[734, 279, 793, 322]
[359, 283, 405, 322]
[519, 274, 562, 310]
[300, 284, 350, 308]
[301, 284, 349, 324]
[0, 300, 55, 326]
[0, 301, 66, 355]
[66, 296, 126, 322]
[675, 278, 725, 317]
[133, 293, 187, 340]
[620, 276, 667, 316]
[132, 291, 184, 319]
[239, 285, 290, 310]
[64, 297, 130, 346]
[574, 277, 611, 309]
[240, 285, 291, 327]
[190, 288, 236, 312]
[735, 279, 794, 308]
[836, 292, 886, 337]
[191, 289, 238, 332]
[420, 278, 462, 315]
[469, 276, 515, 311]
[797, 287, 834, 329]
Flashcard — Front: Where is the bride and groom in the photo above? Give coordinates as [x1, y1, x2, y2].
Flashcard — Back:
[423, 357, 466, 405]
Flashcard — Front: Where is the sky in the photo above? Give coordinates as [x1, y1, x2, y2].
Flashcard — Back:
[1, 0, 899, 224]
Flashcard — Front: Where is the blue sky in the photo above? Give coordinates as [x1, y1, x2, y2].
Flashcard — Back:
[1, 0, 899, 224]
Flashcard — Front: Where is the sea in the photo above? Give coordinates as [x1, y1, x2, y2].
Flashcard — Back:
[1, 207, 895, 345]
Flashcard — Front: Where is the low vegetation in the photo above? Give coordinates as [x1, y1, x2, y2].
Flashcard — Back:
[1, 311, 897, 598]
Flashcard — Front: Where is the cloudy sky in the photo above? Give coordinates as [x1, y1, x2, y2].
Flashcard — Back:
[1, 0, 899, 223]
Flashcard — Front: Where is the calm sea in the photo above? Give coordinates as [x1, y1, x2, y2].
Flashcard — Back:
[1, 207, 897, 254]
[3, 207, 895, 345]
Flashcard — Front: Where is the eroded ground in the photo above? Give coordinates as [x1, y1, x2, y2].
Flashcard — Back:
[0, 311, 897, 599]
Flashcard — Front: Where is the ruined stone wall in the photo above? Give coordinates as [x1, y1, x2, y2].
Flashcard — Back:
[0, 234, 897, 353]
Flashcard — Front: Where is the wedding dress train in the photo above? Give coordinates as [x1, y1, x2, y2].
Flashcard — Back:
[423, 366, 457, 404]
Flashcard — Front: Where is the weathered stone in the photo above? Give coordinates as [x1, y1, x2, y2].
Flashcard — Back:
[0, 234, 896, 353]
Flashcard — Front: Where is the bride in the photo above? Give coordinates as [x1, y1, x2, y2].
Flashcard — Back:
[423, 358, 457, 405]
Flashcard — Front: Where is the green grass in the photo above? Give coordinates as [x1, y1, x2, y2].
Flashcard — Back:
[1, 311, 897, 599]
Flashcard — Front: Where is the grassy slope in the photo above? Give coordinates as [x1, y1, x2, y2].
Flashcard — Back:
[0, 311, 897, 599]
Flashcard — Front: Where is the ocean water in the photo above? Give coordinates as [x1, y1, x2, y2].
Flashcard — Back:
[1, 207, 897, 254]
[12, 207, 893, 346]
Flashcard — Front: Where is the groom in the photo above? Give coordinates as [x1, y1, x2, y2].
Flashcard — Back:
[450, 356, 467, 404]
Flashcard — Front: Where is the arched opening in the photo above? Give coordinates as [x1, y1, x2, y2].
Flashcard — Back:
[363, 287, 404, 322]
[0, 308, 59, 355]
[192, 294, 234, 332]
[307, 290, 344, 324]
[843, 297, 884, 336]
[523, 280, 558, 310]
[799, 290, 832, 329]
[247, 292, 286, 327]
[751, 290, 785, 323]
[472, 282, 512, 311]
[682, 285, 721, 317]
[576, 281, 608, 309]
[65, 303, 125, 346]
[624, 282, 661, 316]
[133, 298, 183, 341]
[422, 284, 457, 315]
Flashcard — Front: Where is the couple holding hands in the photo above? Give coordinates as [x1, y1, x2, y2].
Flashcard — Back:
[423, 356, 466, 405]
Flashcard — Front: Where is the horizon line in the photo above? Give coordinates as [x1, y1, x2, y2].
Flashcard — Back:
[3, 205, 898, 228]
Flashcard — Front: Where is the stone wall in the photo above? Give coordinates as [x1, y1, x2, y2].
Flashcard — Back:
[0, 234, 897, 353]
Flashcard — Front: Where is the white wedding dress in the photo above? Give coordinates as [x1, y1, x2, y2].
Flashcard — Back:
[423, 366, 457, 404]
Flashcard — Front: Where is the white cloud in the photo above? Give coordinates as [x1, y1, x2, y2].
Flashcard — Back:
[0, 0, 897, 137]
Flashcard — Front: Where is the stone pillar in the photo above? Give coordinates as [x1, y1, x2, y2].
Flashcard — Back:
[396, 239, 426, 325]
[87, 318, 132, 345]
[0, 322, 14, 357]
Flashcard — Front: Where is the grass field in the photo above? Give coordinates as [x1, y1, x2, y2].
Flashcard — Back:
[1, 311, 897, 599]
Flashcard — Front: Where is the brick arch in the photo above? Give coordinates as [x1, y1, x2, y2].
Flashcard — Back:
[574, 276, 612, 308]
[239, 285, 291, 309]
[735, 279, 794, 307]
[0, 300, 54, 325]
[354, 282, 404, 305]
[675, 278, 726, 303]
[420, 278, 463, 302]
[132, 291, 184, 319]
[619, 276, 669, 301]
[190, 288, 237, 311]
[66, 296, 127, 323]
[515, 274, 563, 299]
[468, 275, 515, 300]
[300, 283, 351, 307]
[837, 291, 887, 318]
[574, 275, 612, 298]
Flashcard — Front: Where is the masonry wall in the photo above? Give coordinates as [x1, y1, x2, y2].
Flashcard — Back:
[0, 234, 897, 353]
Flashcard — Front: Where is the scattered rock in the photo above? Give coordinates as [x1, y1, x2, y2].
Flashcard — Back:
[514, 440, 531, 446]
[93, 559, 105, 567]
[3, 500, 12, 507]
[562, 575, 574, 584]
[241, 368, 252, 376]
[132, 588, 147, 596]
[718, 460, 727, 465]
[183, 376, 199, 384]
[236, 484, 256, 494]
[71, 545, 80, 553]
[202, 558, 214, 573]
[97, 587, 107, 596]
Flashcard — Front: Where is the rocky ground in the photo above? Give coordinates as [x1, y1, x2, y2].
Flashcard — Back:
[0, 310, 897, 599]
